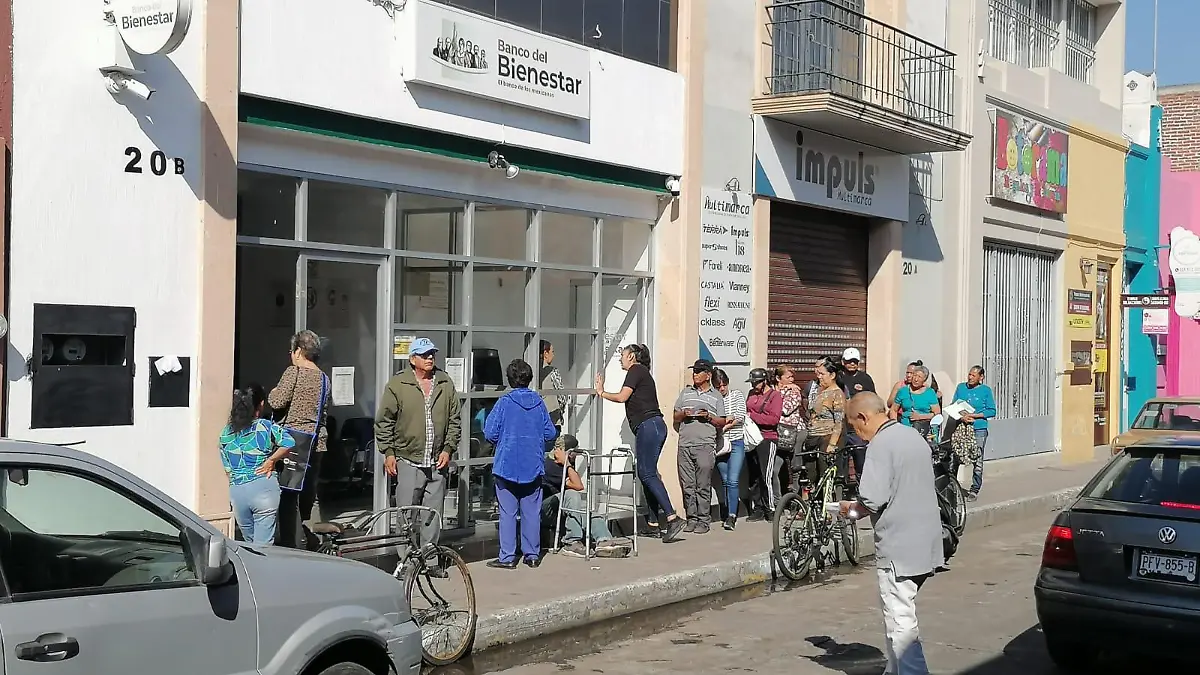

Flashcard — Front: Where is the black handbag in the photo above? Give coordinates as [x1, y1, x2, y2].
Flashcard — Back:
[277, 371, 329, 492]
[776, 396, 804, 452]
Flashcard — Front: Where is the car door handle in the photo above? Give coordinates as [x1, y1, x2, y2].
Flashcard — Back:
[15, 634, 80, 662]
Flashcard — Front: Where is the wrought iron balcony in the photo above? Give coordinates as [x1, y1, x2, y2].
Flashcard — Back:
[753, 0, 971, 154]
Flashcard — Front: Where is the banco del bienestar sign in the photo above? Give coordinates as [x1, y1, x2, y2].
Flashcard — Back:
[407, 0, 591, 120]
[112, 0, 193, 55]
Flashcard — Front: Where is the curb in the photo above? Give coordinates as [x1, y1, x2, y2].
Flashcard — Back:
[473, 486, 1082, 652]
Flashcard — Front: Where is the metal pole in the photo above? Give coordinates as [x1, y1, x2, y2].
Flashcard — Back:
[1153, 0, 1159, 74]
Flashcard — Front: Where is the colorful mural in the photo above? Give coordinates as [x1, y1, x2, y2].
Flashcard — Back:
[992, 110, 1069, 214]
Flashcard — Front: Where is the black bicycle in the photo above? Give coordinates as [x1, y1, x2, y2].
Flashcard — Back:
[772, 446, 861, 581]
[311, 506, 477, 666]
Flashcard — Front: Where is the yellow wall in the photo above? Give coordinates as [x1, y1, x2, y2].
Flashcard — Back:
[1059, 125, 1127, 463]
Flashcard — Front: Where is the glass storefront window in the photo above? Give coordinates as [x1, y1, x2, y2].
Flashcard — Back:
[602, 217, 653, 271]
[390, 331, 465, 376]
[472, 265, 532, 327]
[537, 333, 596, 391]
[306, 179, 388, 247]
[598, 276, 647, 453]
[474, 205, 529, 260]
[396, 192, 466, 255]
[395, 259, 465, 325]
[237, 171, 297, 239]
[540, 269, 595, 329]
[541, 212, 596, 266]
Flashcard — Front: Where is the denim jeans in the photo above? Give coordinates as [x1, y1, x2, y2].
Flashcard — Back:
[231, 475, 281, 545]
[542, 490, 614, 544]
[972, 429, 989, 494]
[715, 439, 746, 519]
[634, 416, 675, 523]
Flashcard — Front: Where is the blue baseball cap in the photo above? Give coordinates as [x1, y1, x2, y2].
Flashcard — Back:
[408, 337, 439, 357]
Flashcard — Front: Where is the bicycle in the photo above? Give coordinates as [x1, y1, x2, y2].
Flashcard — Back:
[310, 506, 477, 666]
[772, 445, 861, 581]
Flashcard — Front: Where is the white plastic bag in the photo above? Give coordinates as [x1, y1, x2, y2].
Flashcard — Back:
[743, 416, 763, 447]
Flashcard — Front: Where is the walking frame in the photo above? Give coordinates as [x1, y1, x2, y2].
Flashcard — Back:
[551, 446, 639, 560]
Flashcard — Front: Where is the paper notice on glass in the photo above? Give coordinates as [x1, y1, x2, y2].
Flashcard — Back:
[445, 357, 466, 392]
[393, 335, 415, 360]
[331, 367, 355, 407]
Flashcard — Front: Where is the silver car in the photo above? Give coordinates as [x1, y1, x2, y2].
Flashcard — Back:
[0, 440, 423, 675]
[1035, 436, 1200, 671]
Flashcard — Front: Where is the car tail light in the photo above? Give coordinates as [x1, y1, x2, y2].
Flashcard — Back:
[1161, 501, 1200, 511]
[1042, 525, 1077, 571]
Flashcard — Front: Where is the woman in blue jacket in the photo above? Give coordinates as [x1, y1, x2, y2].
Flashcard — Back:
[485, 358, 559, 569]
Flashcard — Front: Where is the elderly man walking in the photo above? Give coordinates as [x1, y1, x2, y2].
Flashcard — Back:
[841, 392, 943, 675]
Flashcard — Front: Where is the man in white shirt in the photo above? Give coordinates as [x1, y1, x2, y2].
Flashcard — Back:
[840, 392, 943, 675]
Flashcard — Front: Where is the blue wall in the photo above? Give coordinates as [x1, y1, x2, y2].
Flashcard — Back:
[1122, 106, 1163, 429]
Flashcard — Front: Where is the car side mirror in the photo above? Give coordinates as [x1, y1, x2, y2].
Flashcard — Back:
[184, 529, 234, 586]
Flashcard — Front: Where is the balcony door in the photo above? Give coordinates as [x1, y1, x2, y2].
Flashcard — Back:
[771, 0, 864, 96]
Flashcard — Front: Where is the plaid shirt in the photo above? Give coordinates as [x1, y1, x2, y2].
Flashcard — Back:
[420, 385, 436, 466]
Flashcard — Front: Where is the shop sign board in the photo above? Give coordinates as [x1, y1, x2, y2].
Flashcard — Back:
[752, 117, 908, 221]
[1121, 293, 1170, 309]
[407, 0, 591, 120]
[991, 109, 1069, 214]
[1168, 226, 1200, 317]
[1143, 308, 1169, 335]
[698, 189, 754, 365]
[1067, 289, 1093, 315]
[111, 0, 193, 55]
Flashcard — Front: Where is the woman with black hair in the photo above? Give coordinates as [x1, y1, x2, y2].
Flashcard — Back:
[219, 384, 296, 545]
[801, 359, 847, 491]
[887, 360, 923, 418]
[596, 344, 686, 543]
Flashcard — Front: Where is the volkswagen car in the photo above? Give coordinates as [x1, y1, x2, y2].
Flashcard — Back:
[1110, 397, 1200, 455]
[1035, 436, 1200, 671]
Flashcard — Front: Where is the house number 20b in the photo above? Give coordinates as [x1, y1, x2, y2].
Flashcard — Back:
[124, 147, 186, 176]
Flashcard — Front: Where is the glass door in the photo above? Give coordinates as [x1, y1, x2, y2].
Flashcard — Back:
[296, 253, 390, 520]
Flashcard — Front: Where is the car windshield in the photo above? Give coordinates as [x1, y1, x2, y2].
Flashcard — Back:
[1131, 403, 1200, 431]
[1085, 448, 1200, 508]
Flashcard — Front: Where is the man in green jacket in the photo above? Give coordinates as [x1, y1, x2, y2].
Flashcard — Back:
[375, 337, 462, 547]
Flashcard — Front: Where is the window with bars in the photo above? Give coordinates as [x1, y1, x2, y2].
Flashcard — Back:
[987, 0, 1097, 85]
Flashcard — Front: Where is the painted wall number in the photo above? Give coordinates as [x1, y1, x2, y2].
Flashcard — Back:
[124, 147, 186, 176]
[902, 261, 918, 276]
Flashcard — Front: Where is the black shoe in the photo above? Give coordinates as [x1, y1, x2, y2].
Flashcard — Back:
[747, 511, 765, 522]
[693, 522, 711, 534]
[523, 556, 542, 568]
[763, 509, 775, 522]
[487, 558, 518, 569]
[723, 517, 737, 531]
[683, 520, 697, 533]
[662, 518, 686, 543]
[639, 522, 662, 537]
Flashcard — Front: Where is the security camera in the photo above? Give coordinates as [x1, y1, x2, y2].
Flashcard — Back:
[505, 164, 520, 179]
[104, 73, 154, 101]
[665, 176, 681, 196]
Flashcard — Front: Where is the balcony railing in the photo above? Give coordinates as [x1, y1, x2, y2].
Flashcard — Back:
[765, 0, 956, 129]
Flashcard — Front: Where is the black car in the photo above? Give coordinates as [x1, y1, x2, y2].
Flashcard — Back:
[1035, 436, 1200, 670]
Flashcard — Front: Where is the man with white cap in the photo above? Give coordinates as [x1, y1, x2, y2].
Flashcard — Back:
[375, 337, 462, 548]
[839, 347, 876, 492]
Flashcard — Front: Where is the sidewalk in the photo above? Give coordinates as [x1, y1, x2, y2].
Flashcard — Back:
[467, 448, 1111, 652]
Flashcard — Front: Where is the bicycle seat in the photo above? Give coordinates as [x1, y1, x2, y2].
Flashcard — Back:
[309, 522, 343, 535]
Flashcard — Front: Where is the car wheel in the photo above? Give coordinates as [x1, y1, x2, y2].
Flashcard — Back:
[316, 663, 374, 675]
[1043, 631, 1094, 672]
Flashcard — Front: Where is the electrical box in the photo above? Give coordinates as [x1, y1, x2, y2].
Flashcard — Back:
[30, 304, 136, 429]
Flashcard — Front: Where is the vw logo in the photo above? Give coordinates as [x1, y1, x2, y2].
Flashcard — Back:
[1159, 527, 1178, 545]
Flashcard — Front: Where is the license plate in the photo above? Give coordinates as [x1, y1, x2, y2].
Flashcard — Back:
[1137, 551, 1198, 582]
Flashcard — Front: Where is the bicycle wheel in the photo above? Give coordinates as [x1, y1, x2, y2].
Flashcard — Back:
[403, 545, 478, 666]
[772, 493, 816, 581]
[840, 518, 860, 566]
[940, 475, 967, 537]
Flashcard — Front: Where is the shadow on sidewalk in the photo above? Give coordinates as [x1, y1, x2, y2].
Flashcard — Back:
[802, 635, 886, 675]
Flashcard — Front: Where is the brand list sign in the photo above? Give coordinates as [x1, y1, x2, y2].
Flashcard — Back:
[407, 0, 591, 120]
[752, 117, 908, 220]
[699, 189, 754, 364]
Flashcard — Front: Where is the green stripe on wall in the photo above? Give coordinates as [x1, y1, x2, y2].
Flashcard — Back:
[239, 96, 670, 193]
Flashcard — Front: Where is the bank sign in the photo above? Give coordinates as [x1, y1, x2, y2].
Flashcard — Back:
[752, 117, 907, 220]
[698, 189, 754, 365]
[992, 110, 1069, 214]
[407, 0, 591, 120]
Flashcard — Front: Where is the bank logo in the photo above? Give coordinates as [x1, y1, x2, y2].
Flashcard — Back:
[432, 22, 489, 73]
[737, 336, 749, 357]
[794, 129, 877, 206]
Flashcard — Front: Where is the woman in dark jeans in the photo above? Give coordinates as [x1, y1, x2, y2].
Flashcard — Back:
[596, 344, 686, 543]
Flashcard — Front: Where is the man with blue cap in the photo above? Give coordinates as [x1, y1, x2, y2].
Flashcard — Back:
[375, 337, 462, 548]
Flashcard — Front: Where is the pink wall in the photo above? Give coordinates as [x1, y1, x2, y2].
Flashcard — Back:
[1161, 158, 1200, 396]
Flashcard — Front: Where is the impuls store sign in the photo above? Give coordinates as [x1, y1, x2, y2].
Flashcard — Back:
[406, 0, 592, 120]
[699, 189, 754, 365]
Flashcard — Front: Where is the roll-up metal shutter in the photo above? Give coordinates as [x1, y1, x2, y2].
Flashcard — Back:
[767, 202, 869, 374]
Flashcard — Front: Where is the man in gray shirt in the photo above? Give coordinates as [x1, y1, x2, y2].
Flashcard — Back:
[673, 360, 726, 534]
[840, 392, 943, 675]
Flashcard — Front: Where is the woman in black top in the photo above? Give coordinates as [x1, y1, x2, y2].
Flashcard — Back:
[596, 344, 685, 543]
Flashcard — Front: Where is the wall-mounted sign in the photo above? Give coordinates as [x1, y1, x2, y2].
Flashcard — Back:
[1093, 347, 1108, 373]
[1068, 316, 1094, 329]
[992, 109, 1069, 214]
[1168, 226, 1200, 317]
[752, 117, 908, 220]
[1067, 289, 1093, 315]
[1143, 308, 1169, 335]
[1121, 293, 1170, 309]
[407, 0, 591, 120]
[111, 0, 193, 55]
[698, 189, 754, 365]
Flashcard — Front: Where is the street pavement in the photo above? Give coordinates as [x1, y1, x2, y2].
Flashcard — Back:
[438, 512, 1166, 675]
